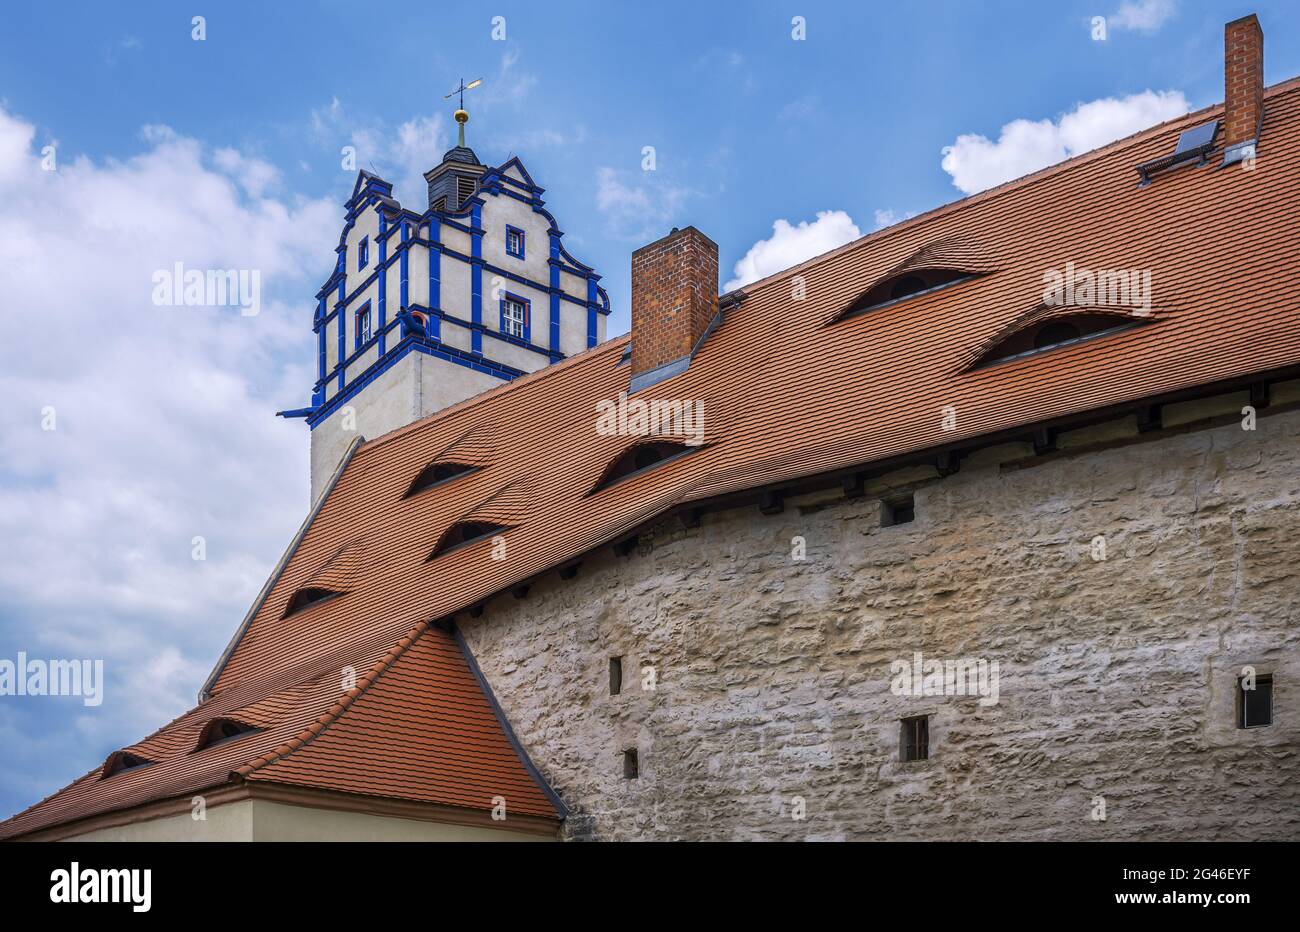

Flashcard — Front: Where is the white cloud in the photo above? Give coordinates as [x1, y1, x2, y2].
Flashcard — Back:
[595, 166, 691, 243]
[0, 102, 334, 814]
[724, 210, 861, 291]
[309, 97, 447, 208]
[940, 89, 1189, 195]
[873, 208, 916, 229]
[213, 147, 280, 199]
[1108, 0, 1177, 33]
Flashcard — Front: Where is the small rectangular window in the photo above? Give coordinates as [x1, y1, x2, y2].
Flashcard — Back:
[900, 715, 929, 761]
[358, 236, 369, 270]
[882, 495, 915, 527]
[1239, 674, 1273, 728]
[502, 297, 528, 340]
[609, 656, 623, 696]
[355, 307, 371, 348]
[623, 748, 639, 779]
[505, 225, 525, 259]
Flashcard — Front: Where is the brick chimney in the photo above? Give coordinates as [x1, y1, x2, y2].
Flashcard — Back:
[630, 226, 719, 392]
[1223, 14, 1264, 163]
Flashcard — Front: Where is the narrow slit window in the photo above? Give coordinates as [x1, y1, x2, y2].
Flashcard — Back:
[1239, 674, 1273, 728]
[358, 236, 369, 270]
[355, 306, 372, 349]
[882, 495, 915, 527]
[609, 656, 623, 696]
[900, 715, 929, 762]
[623, 748, 639, 779]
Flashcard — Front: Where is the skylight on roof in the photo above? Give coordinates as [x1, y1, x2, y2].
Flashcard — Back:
[1136, 120, 1219, 186]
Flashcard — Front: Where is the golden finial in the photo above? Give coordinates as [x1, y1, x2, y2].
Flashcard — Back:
[444, 77, 482, 147]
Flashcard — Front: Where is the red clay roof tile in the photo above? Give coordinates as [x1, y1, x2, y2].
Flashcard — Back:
[6, 76, 1300, 839]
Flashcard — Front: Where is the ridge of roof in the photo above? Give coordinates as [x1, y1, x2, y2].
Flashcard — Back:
[345, 77, 1300, 467]
[728, 75, 1300, 301]
[233, 619, 427, 778]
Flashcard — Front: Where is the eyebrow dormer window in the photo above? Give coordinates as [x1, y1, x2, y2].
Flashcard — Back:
[428, 520, 509, 559]
[193, 717, 261, 753]
[281, 586, 343, 618]
[403, 460, 477, 498]
[1033, 320, 1081, 349]
[844, 268, 974, 318]
[101, 750, 153, 779]
[592, 440, 692, 493]
[971, 311, 1147, 370]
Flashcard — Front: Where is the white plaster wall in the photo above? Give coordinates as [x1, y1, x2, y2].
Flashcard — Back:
[60, 798, 554, 842]
[416, 351, 501, 416]
[408, 241, 430, 308]
[483, 194, 553, 286]
[63, 800, 255, 842]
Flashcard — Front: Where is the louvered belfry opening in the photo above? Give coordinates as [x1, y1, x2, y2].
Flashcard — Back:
[424, 144, 487, 212]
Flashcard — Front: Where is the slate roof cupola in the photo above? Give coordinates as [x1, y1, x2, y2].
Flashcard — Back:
[425, 88, 487, 211]
[425, 143, 485, 212]
[282, 88, 611, 503]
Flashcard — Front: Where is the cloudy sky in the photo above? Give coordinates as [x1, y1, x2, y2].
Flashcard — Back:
[1, 0, 1298, 819]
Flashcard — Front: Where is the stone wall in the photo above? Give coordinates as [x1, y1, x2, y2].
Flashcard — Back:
[459, 398, 1300, 840]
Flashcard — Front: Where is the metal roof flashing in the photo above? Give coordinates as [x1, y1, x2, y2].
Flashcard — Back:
[625, 289, 746, 393]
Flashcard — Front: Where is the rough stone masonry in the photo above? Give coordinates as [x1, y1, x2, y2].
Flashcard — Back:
[460, 392, 1300, 840]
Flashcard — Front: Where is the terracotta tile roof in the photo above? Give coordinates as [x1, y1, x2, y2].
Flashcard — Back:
[0, 624, 559, 838]
[6, 77, 1300, 838]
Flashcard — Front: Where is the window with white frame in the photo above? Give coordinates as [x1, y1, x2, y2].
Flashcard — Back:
[355, 306, 371, 348]
[502, 297, 527, 339]
[505, 226, 525, 259]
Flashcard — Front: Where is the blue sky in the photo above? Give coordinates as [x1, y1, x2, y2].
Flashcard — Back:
[1, 0, 1297, 819]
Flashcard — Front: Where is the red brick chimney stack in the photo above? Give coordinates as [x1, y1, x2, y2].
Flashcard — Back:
[1223, 14, 1264, 155]
[630, 226, 718, 387]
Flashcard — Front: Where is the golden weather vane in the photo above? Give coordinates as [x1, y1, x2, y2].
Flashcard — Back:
[444, 77, 483, 147]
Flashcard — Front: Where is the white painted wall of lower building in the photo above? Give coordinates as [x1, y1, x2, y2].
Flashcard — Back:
[61, 798, 555, 842]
